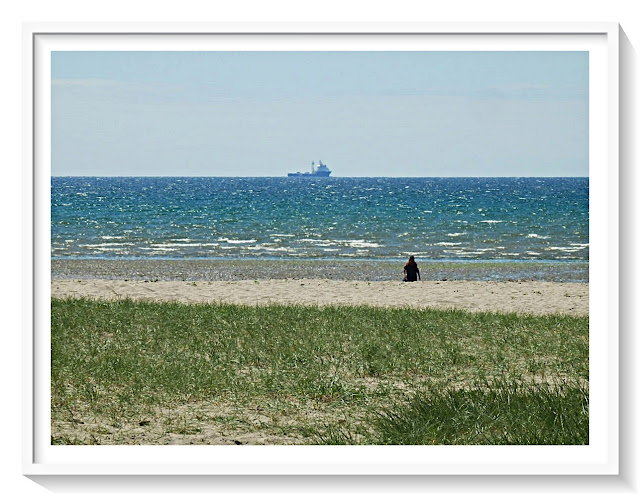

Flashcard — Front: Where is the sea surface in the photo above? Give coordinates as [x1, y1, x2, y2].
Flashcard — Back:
[52, 176, 588, 267]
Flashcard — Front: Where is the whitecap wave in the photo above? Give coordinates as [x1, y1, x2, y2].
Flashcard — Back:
[218, 238, 257, 244]
[526, 233, 549, 239]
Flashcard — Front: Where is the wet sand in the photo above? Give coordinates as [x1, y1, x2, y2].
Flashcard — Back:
[51, 258, 589, 283]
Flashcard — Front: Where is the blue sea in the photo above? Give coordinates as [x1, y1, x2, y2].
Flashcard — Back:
[51, 177, 588, 263]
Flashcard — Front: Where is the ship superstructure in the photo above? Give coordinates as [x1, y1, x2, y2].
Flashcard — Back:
[288, 160, 332, 177]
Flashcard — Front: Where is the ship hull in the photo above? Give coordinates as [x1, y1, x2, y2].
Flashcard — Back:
[287, 171, 331, 177]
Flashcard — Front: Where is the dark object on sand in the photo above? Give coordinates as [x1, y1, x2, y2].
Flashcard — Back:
[403, 256, 421, 282]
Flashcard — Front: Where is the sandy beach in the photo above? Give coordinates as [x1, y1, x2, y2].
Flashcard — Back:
[51, 262, 589, 446]
[51, 278, 588, 316]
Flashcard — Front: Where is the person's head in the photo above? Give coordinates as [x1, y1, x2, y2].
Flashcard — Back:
[408, 255, 415, 262]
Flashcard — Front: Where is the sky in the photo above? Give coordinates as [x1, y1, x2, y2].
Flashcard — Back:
[51, 51, 588, 177]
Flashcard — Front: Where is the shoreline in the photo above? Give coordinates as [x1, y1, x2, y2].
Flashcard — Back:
[51, 278, 589, 316]
[51, 258, 589, 283]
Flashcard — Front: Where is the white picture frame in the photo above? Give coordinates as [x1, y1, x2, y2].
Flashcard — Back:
[24, 22, 620, 479]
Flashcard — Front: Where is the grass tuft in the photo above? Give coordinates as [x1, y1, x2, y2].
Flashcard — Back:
[372, 379, 588, 445]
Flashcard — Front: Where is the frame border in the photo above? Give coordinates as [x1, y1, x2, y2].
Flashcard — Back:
[24, 22, 620, 478]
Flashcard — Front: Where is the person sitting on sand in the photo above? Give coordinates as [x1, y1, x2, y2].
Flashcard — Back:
[403, 255, 421, 282]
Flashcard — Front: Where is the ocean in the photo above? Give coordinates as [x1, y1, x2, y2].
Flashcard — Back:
[51, 176, 588, 265]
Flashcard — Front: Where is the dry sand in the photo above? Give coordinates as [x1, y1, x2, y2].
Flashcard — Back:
[51, 278, 588, 316]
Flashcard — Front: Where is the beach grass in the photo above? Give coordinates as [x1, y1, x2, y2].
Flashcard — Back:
[320, 379, 588, 445]
[51, 298, 588, 445]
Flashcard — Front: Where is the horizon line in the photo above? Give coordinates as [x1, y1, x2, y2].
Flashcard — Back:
[51, 175, 590, 179]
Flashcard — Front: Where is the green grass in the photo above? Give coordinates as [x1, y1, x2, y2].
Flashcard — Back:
[51, 297, 588, 445]
[355, 379, 588, 445]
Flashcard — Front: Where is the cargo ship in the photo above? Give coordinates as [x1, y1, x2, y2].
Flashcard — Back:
[288, 160, 332, 177]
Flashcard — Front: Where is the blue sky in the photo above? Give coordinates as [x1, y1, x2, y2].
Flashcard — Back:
[51, 51, 588, 177]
